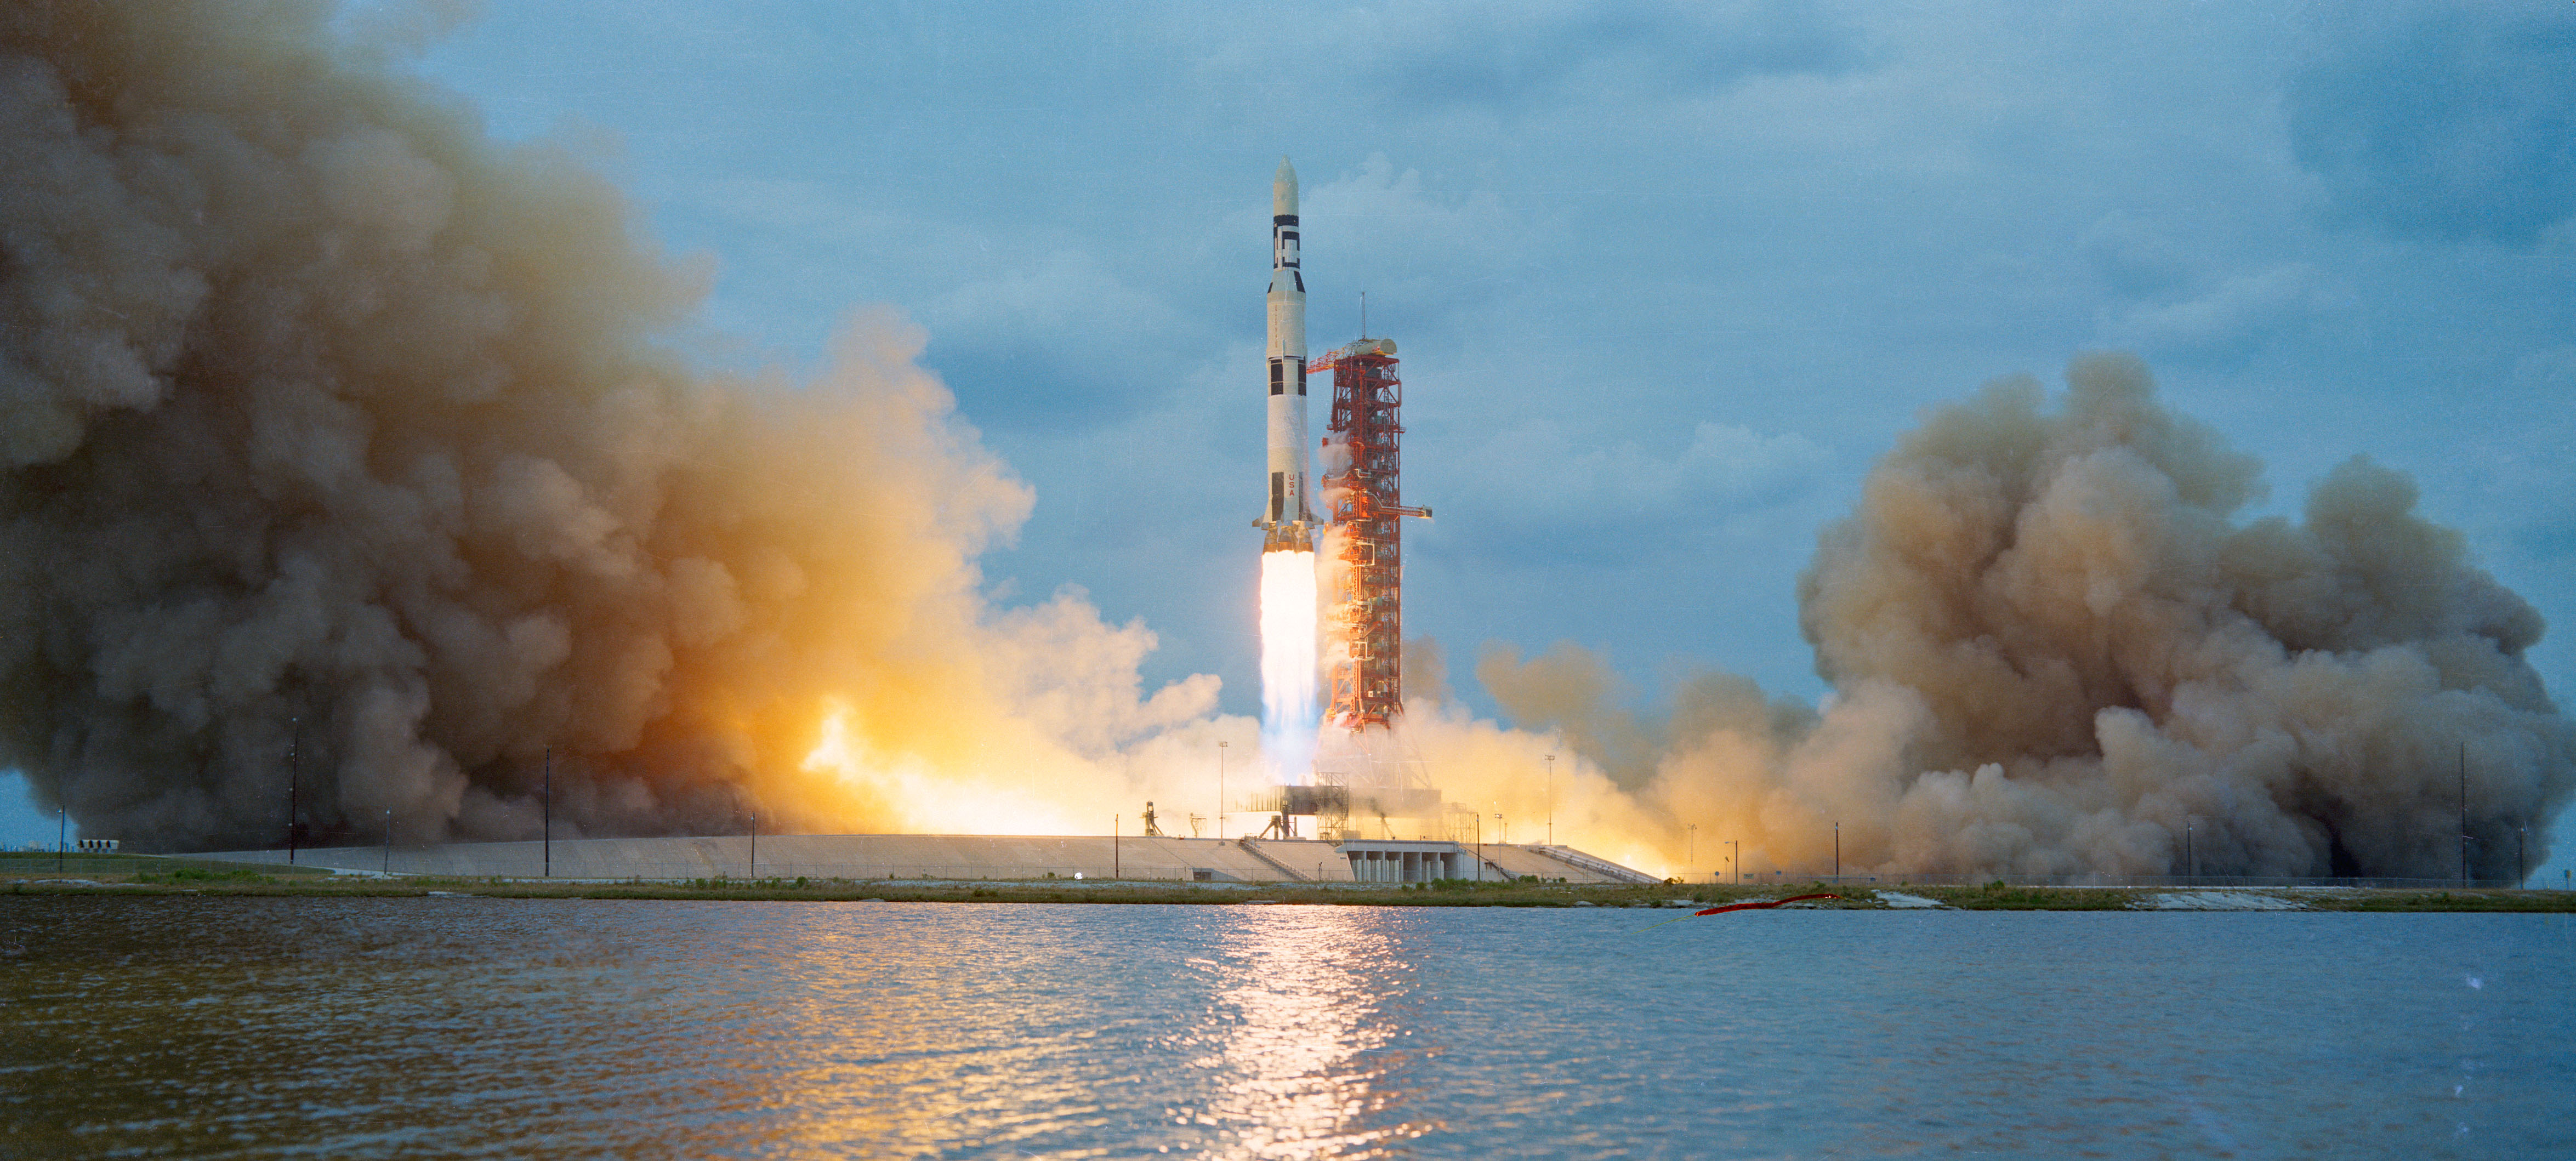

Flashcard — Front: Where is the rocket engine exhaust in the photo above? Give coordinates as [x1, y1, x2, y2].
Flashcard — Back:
[1259, 551, 1318, 788]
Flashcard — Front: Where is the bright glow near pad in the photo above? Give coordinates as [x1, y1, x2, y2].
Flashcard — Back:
[1259, 550, 1319, 790]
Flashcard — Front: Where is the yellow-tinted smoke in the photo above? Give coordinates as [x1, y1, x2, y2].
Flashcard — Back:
[7, 7, 2565, 877]
[0, 3, 1242, 850]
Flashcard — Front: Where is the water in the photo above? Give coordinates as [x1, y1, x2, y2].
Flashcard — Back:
[4, 899, 2570, 1158]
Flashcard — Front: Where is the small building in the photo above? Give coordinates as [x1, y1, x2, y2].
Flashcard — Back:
[1338, 839, 1472, 883]
[75, 838, 119, 852]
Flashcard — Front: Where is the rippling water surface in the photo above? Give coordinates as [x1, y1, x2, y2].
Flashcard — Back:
[4, 898, 2571, 1158]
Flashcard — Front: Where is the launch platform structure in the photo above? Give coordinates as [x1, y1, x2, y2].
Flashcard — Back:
[1305, 336, 1438, 838]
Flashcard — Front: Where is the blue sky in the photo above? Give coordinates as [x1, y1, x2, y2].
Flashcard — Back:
[7, 1, 2572, 879]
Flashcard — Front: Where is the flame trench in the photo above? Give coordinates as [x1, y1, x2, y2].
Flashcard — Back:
[1260, 550, 1320, 787]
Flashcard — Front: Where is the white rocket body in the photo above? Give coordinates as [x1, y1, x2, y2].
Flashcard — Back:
[1260, 157, 1312, 552]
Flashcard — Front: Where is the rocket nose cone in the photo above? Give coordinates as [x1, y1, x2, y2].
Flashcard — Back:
[1274, 156, 1298, 215]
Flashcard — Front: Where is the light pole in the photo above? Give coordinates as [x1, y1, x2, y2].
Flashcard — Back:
[56, 806, 65, 874]
[1218, 741, 1227, 841]
[725, 783, 756, 880]
[1833, 821, 1840, 884]
[1730, 839, 1739, 885]
[2185, 822, 2193, 881]
[1687, 824, 1697, 871]
[1544, 753, 1554, 847]
[383, 809, 392, 874]
[286, 716, 299, 866]
[543, 747, 552, 878]
[1495, 812, 1507, 845]
[1474, 811, 1483, 883]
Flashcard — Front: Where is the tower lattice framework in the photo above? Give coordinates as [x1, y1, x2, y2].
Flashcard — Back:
[1318, 340, 1426, 730]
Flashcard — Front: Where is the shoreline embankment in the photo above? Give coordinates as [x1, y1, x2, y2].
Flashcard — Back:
[3, 856, 2569, 912]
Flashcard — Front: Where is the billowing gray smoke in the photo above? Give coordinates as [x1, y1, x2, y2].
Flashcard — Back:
[1795, 352, 2571, 878]
[1476, 354, 2572, 879]
[0, 3, 1236, 851]
[8, 5, 2567, 875]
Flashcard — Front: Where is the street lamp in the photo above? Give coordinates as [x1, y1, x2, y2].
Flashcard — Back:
[285, 716, 299, 866]
[726, 782, 758, 880]
[1218, 741, 1228, 841]
[1495, 812, 1507, 846]
[1474, 811, 1483, 883]
[1730, 839, 1739, 885]
[1544, 753, 1554, 847]
[1687, 823, 1697, 870]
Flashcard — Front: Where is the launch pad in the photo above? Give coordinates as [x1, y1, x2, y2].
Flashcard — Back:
[1251, 159, 1443, 843]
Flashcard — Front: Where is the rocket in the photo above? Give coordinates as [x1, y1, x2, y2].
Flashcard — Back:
[1258, 157, 1313, 553]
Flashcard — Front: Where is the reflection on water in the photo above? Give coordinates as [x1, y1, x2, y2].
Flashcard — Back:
[3, 900, 2572, 1158]
[1197, 909, 1431, 1156]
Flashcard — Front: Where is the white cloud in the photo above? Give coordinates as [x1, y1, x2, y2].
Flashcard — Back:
[2100, 263, 2331, 361]
[925, 251, 1179, 348]
[917, 251, 1196, 430]
[1299, 154, 1523, 315]
[1439, 419, 1830, 544]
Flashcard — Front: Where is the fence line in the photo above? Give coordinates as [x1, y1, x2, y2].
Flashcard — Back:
[1701, 870, 2539, 890]
[8, 851, 2555, 890]
[0, 855, 334, 877]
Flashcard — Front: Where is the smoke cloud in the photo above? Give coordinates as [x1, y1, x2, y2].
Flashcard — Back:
[1452, 355, 2572, 880]
[8, 6, 2565, 878]
[0, 2, 1231, 850]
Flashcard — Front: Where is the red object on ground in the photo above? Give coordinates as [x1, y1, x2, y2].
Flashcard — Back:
[1694, 893, 1839, 915]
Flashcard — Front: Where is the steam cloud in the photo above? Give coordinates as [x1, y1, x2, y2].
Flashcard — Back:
[1, 3, 1225, 850]
[1450, 355, 2572, 879]
[6, 5, 2566, 877]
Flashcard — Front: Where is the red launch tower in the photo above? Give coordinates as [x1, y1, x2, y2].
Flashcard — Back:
[1312, 337, 1430, 730]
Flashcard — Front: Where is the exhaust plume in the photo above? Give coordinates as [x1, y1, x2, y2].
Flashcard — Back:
[0, 2, 1230, 850]
[1458, 354, 2573, 880]
[1259, 550, 1320, 787]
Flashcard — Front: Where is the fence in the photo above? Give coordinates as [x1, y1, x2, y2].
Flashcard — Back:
[1693, 869, 2545, 890]
[459, 863, 1216, 883]
[0, 853, 333, 878]
[13, 849, 2553, 891]
[170, 848, 1288, 883]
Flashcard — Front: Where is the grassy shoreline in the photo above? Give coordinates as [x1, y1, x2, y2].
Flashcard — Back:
[2, 864, 2569, 911]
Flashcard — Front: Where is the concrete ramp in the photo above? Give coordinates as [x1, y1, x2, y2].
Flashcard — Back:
[202, 834, 1357, 883]
[198, 833, 1655, 885]
[1477, 844, 1659, 884]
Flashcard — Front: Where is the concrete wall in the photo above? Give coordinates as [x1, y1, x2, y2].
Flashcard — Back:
[198, 834, 1654, 884]
[200, 834, 1358, 883]
[1478, 844, 1659, 884]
